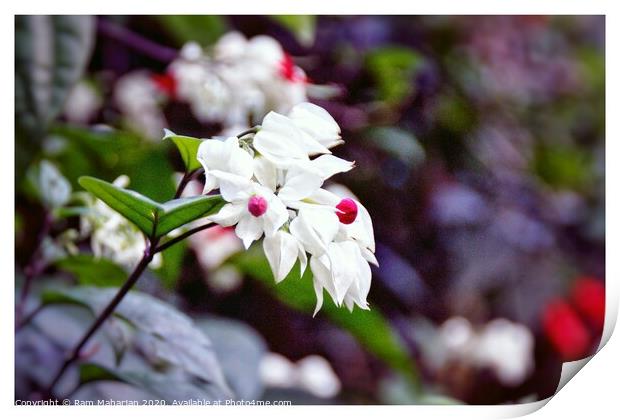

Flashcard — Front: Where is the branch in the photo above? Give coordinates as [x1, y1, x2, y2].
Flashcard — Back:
[97, 18, 178, 63]
[154, 222, 215, 254]
[44, 237, 160, 398]
[174, 168, 204, 199]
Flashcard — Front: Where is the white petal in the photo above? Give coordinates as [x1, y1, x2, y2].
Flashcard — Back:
[309, 155, 354, 179]
[209, 203, 244, 226]
[360, 247, 379, 266]
[254, 112, 309, 160]
[253, 156, 278, 191]
[263, 231, 300, 282]
[298, 243, 308, 277]
[345, 200, 375, 252]
[197, 138, 228, 172]
[307, 188, 340, 206]
[277, 167, 323, 203]
[288, 102, 342, 149]
[261, 196, 289, 236]
[210, 170, 253, 202]
[235, 215, 263, 249]
[289, 207, 339, 256]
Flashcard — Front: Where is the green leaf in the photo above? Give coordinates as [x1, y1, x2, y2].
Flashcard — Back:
[155, 15, 226, 47]
[15, 16, 95, 176]
[78, 176, 160, 236]
[78, 176, 225, 238]
[156, 196, 224, 237]
[55, 254, 127, 287]
[164, 129, 203, 172]
[271, 15, 316, 47]
[41, 287, 232, 397]
[230, 247, 420, 387]
[366, 47, 424, 106]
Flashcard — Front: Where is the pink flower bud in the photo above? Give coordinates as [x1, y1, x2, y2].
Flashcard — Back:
[248, 195, 268, 217]
[336, 198, 358, 224]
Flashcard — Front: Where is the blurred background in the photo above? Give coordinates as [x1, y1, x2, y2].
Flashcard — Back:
[15, 15, 605, 405]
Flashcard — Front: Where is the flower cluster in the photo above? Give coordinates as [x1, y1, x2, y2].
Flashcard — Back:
[196, 102, 376, 314]
[168, 32, 308, 128]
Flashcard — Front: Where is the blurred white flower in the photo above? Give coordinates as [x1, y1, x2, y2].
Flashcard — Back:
[63, 81, 102, 124]
[81, 175, 161, 270]
[259, 353, 341, 399]
[114, 72, 166, 140]
[38, 160, 71, 209]
[418, 316, 535, 387]
[168, 32, 309, 128]
[296, 355, 342, 398]
[472, 319, 534, 386]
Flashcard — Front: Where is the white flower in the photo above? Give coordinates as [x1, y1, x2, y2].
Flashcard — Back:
[253, 111, 329, 165]
[309, 240, 372, 315]
[195, 105, 376, 314]
[288, 102, 343, 150]
[263, 229, 307, 282]
[38, 160, 71, 209]
[208, 172, 288, 249]
[169, 33, 310, 129]
[194, 135, 254, 194]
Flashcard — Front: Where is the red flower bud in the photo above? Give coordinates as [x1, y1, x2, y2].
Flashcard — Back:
[248, 195, 268, 217]
[336, 198, 358, 225]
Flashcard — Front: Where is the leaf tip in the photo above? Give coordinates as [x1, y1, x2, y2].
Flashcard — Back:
[163, 128, 175, 140]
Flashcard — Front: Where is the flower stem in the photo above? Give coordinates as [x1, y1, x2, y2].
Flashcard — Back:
[154, 222, 214, 254]
[236, 126, 261, 138]
[44, 237, 159, 398]
[173, 168, 204, 199]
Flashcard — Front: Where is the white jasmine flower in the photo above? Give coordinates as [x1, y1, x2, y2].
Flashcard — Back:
[195, 135, 254, 194]
[208, 172, 288, 249]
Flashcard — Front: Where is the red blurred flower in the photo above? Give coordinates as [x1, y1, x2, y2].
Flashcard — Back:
[279, 53, 308, 84]
[542, 299, 591, 362]
[151, 72, 177, 98]
[571, 276, 605, 332]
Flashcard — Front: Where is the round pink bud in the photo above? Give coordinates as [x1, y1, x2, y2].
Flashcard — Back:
[336, 198, 358, 224]
[248, 195, 268, 217]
